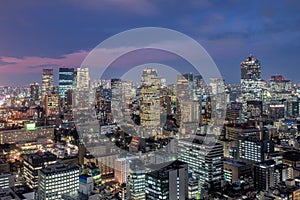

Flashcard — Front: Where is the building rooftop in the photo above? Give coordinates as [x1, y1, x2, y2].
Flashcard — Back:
[224, 159, 251, 167]
[254, 160, 276, 167]
[283, 151, 300, 162]
[40, 163, 79, 174]
[22, 151, 57, 167]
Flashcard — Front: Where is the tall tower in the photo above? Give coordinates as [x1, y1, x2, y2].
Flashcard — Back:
[76, 68, 89, 89]
[59, 67, 74, 99]
[139, 69, 160, 127]
[240, 55, 262, 120]
[41, 69, 54, 102]
[29, 82, 40, 105]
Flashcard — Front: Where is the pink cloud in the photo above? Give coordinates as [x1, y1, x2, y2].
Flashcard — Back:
[0, 50, 89, 74]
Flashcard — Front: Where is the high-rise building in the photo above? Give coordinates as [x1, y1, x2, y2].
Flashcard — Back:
[209, 78, 226, 123]
[41, 69, 54, 102]
[29, 82, 40, 103]
[193, 74, 204, 101]
[114, 158, 129, 184]
[140, 69, 161, 128]
[176, 75, 191, 128]
[269, 75, 292, 100]
[76, 68, 89, 89]
[73, 68, 91, 124]
[183, 72, 194, 99]
[179, 100, 201, 134]
[145, 160, 189, 200]
[37, 163, 80, 200]
[285, 96, 300, 118]
[254, 160, 275, 191]
[59, 67, 74, 99]
[178, 135, 224, 186]
[240, 55, 262, 121]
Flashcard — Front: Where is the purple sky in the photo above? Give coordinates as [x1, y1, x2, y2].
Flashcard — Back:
[0, 0, 299, 86]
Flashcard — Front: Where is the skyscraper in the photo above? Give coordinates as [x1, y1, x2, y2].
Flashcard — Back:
[59, 67, 74, 99]
[240, 55, 262, 120]
[114, 158, 130, 184]
[269, 75, 292, 100]
[73, 68, 91, 124]
[76, 67, 89, 89]
[29, 82, 40, 105]
[140, 69, 161, 127]
[41, 69, 54, 102]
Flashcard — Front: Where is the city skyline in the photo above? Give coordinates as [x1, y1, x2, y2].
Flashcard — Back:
[1, 1, 300, 199]
[0, 0, 300, 85]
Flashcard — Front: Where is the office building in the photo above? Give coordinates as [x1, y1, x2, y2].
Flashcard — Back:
[76, 68, 89, 89]
[176, 74, 192, 127]
[0, 173, 14, 190]
[140, 69, 161, 128]
[45, 93, 60, 117]
[282, 151, 300, 179]
[254, 160, 275, 191]
[127, 159, 146, 200]
[178, 135, 224, 186]
[59, 67, 74, 99]
[225, 124, 259, 141]
[239, 138, 274, 163]
[0, 126, 54, 144]
[240, 55, 262, 121]
[41, 69, 54, 102]
[23, 152, 57, 189]
[274, 164, 289, 185]
[145, 160, 188, 200]
[37, 163, 79, 200]
[29, 82, 40, 103]
[223, 159, 253, 183]
[114, 158, 129, 184]
[269, 75, 292, 100]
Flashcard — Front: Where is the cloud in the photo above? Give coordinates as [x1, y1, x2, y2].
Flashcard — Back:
[65, 0, 157, 16]
[0, 50, 89, 74]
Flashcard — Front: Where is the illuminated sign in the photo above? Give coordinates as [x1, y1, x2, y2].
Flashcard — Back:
[26, 122, 36, 130]
[269, 105, 284, 108]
